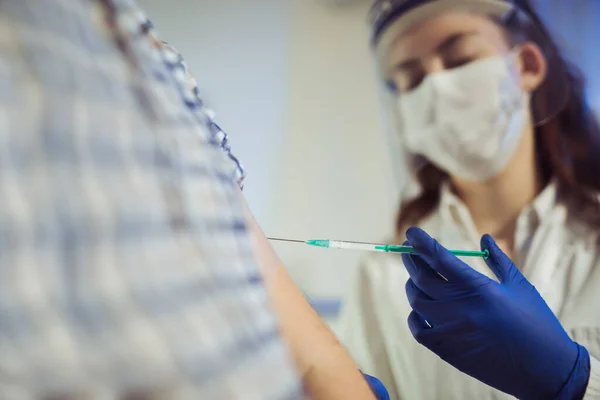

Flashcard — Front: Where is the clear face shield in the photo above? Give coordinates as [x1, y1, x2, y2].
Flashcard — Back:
[369, 0, 569, 195]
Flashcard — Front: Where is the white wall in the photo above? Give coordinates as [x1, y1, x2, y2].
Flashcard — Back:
[271, 0, 397, 301]
[139, 0, 398, 316]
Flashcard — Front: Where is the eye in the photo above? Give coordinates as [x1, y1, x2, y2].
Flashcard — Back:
[388, 71, 425, 94]
[403, 75, 425, 92]
[444, 57, 474, 70]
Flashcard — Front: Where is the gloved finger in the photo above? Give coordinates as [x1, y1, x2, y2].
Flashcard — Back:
[402, 241, 449, 280]
[405, 278, 447, 324]
[402, 254, 455, 299]
[481, 234, 524, 284]
[402, 246, 466, 299]
[406, 227, 487, 284]
[401, 241, 449, 295]
[407, 310, 435, 345]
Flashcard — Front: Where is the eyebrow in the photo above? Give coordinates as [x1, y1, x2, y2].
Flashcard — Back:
[392, 31, 478, 71]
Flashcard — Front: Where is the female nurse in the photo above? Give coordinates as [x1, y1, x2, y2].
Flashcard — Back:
[338, 0, 600, 398]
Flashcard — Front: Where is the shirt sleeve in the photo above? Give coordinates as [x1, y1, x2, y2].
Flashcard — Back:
[140, 19, 246, 188]
[584, 355, 600, 399]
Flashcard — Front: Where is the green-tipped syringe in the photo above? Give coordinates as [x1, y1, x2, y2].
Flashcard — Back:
[268, 238, 489, 259]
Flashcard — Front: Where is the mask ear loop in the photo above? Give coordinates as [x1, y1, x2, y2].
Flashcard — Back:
[384, 87, 431, 201]
[533, 88, 569, 127]
[386, 66, 449, 203]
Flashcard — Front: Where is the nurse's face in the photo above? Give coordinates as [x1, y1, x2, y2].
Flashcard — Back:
[382, 12, 548, 187]
[384, 12, 518, 93]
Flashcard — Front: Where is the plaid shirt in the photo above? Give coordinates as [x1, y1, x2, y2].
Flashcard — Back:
[0, 0, 299, 398]
[139, 17, 246, 189]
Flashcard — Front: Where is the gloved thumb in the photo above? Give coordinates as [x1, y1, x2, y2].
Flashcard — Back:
[481, 234, 523, 284]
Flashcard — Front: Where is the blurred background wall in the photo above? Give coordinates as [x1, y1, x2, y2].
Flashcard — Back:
[139, 0, 600, 325]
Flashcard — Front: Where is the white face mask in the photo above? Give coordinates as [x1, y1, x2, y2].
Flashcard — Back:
[397, 54, 530, 182]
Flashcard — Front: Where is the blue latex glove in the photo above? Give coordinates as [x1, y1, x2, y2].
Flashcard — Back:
[362, 373, 390, 400]
[402, 227, 591, 400]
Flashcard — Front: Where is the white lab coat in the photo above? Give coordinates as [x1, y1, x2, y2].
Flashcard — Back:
[338, 182, 600, 399]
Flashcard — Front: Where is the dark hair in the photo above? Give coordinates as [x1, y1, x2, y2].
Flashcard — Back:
[395, 0, 600, 236]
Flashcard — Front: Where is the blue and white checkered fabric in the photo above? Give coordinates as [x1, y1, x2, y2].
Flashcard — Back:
[0, 0, 299, 398]
[138, 18, 246, 189]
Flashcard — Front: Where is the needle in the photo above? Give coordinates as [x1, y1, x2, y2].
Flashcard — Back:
[268, 237, 306, 244]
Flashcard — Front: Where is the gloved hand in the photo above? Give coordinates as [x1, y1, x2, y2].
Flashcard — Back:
[402, 227, 591, 400]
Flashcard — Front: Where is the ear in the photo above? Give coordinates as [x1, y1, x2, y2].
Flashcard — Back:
[516, 42, 547, 93]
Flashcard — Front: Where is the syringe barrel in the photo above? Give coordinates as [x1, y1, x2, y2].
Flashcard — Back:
[327, 241, 379, 251]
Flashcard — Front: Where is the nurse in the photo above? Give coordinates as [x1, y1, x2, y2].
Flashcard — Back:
[338, 0, 600, 398]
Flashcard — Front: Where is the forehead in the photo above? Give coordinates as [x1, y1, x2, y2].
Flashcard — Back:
[384, 12, 509, 66]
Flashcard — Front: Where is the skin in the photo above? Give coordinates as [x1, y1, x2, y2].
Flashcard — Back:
[237, 189, 376, 399]
[384, 12, 548, 260]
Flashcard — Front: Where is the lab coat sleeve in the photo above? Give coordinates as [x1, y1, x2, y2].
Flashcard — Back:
[337, 258, 400, 400]
[583, 355, 600, 399]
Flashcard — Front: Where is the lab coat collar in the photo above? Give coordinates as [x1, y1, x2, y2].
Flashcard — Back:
[530, 179, 558, 221]
[438, 179, 558, 233]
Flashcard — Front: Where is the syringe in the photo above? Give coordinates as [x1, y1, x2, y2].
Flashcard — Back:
[268, 238, 489, 259]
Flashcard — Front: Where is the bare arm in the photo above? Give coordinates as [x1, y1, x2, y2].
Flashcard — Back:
[237, 189, 375, 399]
